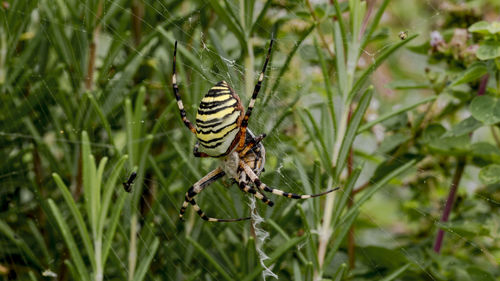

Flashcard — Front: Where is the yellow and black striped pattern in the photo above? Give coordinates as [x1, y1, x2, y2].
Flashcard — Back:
[195, 81, 243, 157]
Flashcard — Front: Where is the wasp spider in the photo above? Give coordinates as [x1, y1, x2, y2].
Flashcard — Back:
[172, 40, 338, 222]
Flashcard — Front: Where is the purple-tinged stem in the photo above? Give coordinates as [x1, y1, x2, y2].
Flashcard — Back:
[433, 157, 466, 253]
[477, 74, 489, 96]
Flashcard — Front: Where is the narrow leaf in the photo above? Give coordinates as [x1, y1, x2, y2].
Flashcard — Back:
[48, 199, 89, 280]
[358, 96, 437, 133]
[52, 173, 95, 267]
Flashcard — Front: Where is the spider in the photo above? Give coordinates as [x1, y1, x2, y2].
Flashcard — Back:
[172, 39, 338, 222]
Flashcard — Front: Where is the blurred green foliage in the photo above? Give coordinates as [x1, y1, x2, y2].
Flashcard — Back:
[0, 0, 499, 280]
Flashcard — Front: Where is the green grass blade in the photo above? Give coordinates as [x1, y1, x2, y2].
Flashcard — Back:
[101, 36, 157, 115]
[52, 173, 95, 267]
[89, 154, 98, 234]
[64, 260, 84, 281]
[334, 22, 347, 97]
[131, 134, 154, 209]
[380, 263, 411, 281]
[133, 237, 160, 281]
[300, 108, 332, 169]
[186, 236, 234, 281]
[348, 34, 417, 102]
[314, 38, 336, 127]
[336, 87, 373, 176]
[207, 0, 246, 50]
[157, 27, 208, 80]
[362, 0, 390, 48]
[331, 0, 347, 52]
[333, 263, 348, 281]
[102, 191, 128, 267]
[266, 24, 315, 106]
[358, 96, 437, 133]
[81, 131, 93, 232]
[250, 0, 272, 35]
[133, 86, 146, 147]
[125, 98, 135, 164]
[0, 219, 43, 269]
[332, 166, 361, 225]
[27, 219, 51, 264]
[342, 160, 416, 223]
[86, 92, 116, 148]
[99, 155, 128, 235]
[47, 199, 89, 280]
[324, 210, 359, 266]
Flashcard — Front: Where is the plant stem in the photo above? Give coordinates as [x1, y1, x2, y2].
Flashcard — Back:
[85, 1, 102, 90]
[346, 107, 355, 269]
[95, 237, 103, 281]
[316, 108, 349, 279]
[477, 74, 489, 96]
[128, 214, 138, 280]
[433, 156, 466, 253]
[131, 0, 144, 46]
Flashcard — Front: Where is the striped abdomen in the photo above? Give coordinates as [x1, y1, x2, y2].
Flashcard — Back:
[195, 81, 243, 157]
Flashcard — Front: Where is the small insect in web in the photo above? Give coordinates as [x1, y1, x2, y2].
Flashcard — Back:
[122, 172, 137, 193]
[399, 30, 408, 40]
[171, 39, 339, 222]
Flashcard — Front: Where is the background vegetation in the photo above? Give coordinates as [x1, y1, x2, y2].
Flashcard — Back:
[0, 0, 499, 280]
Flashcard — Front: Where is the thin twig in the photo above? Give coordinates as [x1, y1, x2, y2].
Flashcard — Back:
[352, 181, 369, 195]
[477, 74, 489, 96]
[346, 106, 355, 269]
[305, 0, 335, 59]
[131, 0, 144, 46]
[359, 0, 375, 40]
[85, 1, 103, 90]
[433, 156, 466, 253]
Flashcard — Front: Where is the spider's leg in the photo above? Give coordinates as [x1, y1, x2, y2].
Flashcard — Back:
[188, 198, 250, 222]
[172, 41, 196, 134]
[238, 40, 274, 149]
[239, 134, 266, 157]
[240, 161, 339, 199]
[179, 167, 250, 222]
[237, 170, 274, 206]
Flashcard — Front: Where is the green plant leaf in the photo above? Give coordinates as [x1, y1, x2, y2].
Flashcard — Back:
[186, 236, 234, 281]
[435, 221, 489, 238]
[358, 96, 436, 133]
[349, 34, 418, 102]
[466, 266, 496, 281]
[133, 237, 160, 281]
[0, 220, 43, 270]
[470, 96, 500, 125]
[443, 116, 482, 137]
[47, 199, 89, 281]
[477, 41, 500, 60]
[469, 21, 500, 35]
[344, 160, 416, 222]
[378, 133, 411, 154]
[207, 0, 246, 51]
[52, 173, 95, 267]
[479, 164, 500, 185]
[380, 263, 411, 281]
[449, 62, 488, 87]
[472, 142, 500, 164]
[336, 87, 373, 176]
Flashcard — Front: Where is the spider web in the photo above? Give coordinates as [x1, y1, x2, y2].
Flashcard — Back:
[0, 0, 498, 280]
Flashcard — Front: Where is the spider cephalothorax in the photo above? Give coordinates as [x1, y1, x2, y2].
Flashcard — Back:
[171, 40, 338, 222]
